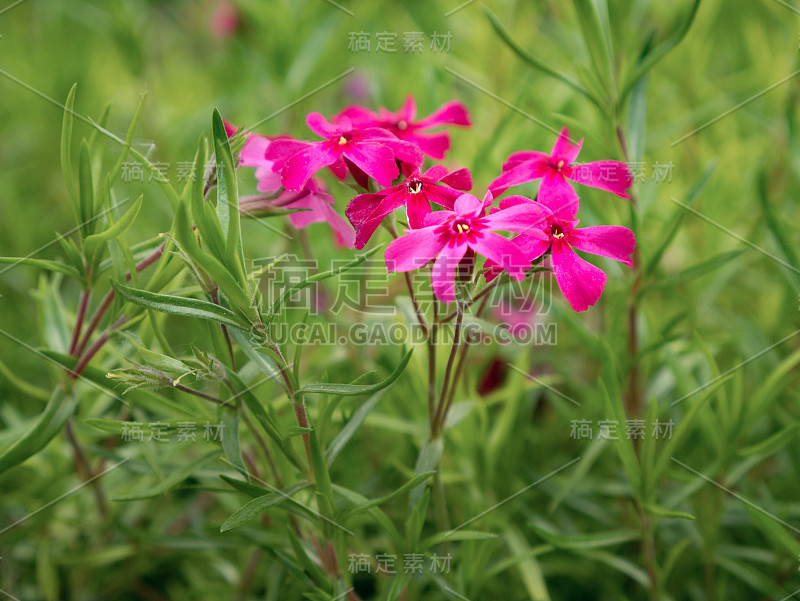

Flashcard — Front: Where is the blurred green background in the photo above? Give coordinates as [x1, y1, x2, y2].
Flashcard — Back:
[2, 0, 800, 599]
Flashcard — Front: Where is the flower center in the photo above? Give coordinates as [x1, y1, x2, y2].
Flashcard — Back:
[337, 135, 348, 146]
[406, 180, 423, 194]
[551, 223, 565, 239]
[555, 159, 564, 172]
[453, 218, 471, 234]
[396, 119, 408, 130]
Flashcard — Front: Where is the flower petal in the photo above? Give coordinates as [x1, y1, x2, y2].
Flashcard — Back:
[406, 193, 432, 229]
[397, 95, 417, 122]
[438, 167, 473, 191]
[468, 232, 530, 281]
[306, 112, 340, 138]
[279, 143, 339, 192]
[454, 193, 483, 217]
[287, 191, 355, 248]
[421, 164, 448, 181]
[255, 166, 282, 193]
[550, 239, 606, 312]
[567, 226, 635, 267]
[488, 160, 549, 196]
[537, 170, 580, 219]
[264, 138, 313, 170]
[431, 241, 468, 303]
[240, 133, 271, 167]
[365, 189, 409, 223]
[385, 227, 446, 272]
[416, 100, 471, 128]
[502, 150, 549, 172]
[550, 127, 583, 164]
[343, 141, 399, 187]
[345, 191, 388, 228]
[407, 131, 450, 160]
[567, 160, 633, 199]
[483, 203, 551, 238]
[335, 105, 379, 128]
[514, 234, 552, 261]
[424, 210, 453, 227]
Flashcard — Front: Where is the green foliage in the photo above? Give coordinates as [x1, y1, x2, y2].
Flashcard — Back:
[1, 1, 799, 600]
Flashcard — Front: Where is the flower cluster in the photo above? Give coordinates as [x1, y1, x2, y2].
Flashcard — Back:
[229, 97, 635, 312]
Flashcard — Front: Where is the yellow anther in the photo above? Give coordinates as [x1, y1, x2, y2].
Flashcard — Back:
[338, 136, 348, 145]
[556, 160, 564, 171]
[397, 120, 408, 130]
[553, 231, 565, 239]
[408, 181, 423, 194]
[455, 223, 470, 234]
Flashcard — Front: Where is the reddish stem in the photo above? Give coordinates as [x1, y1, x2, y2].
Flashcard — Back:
[69, 288, 91, 356]
[74, 243, 165, 357]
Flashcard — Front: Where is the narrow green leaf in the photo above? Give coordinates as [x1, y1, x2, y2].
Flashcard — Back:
[325, 389, 387, 464]
[0, 388, 77, 475]
[212, 108, 246, 288]
[84, 194, 144, 264]
[572, 0, 614, 97]
[483, 8, 602, 110]
[740, 422, 800, 458]
[531, 525, 640, 549]
[220, 407, 248, 481]
[423, 530, 498, 549]
[111, 280, 249, 330]
[113, 450, 218, 501]
[644, 161, 716, 278]
[408, 437, 443, 514]
[220, 481, 311, 531]
[78, 140, 94, 237]
[108, 91, 147, 187]
[219, 474, 270, 497]
[190, 137, 227, 265]
[61, 83, 78, 209]
[0, 257, 81, 279]
[643, 503, 695, 521]
[600, 376, 641, 496]
[173, 199, 256, 322]
[287, 528, 333, 593]
[298, 347, 413, 397]
[619, 0, 703, 105]
[341, 471, 436, 518]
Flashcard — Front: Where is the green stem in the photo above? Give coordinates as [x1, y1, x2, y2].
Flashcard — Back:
[432, 302, 464, 437]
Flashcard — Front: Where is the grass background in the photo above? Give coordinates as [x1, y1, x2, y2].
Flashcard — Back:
[1, 0, 800, 599]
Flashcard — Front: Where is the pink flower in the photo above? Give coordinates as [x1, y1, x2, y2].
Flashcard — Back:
[226, 119, 354, 246]
[265, 113, 423, 192]
[223, 120, 282, 192]
[240, 179, 355, 248]
[489, 196, 635, 312]
[337, 96, 471, 160]
[384, 193, 550, 303]
[489, 127, 633, 217]
[209, 0, 238, 39]
[345, 165, 473, 249]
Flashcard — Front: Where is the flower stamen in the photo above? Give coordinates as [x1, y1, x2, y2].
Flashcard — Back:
[407, 180, 423, 194]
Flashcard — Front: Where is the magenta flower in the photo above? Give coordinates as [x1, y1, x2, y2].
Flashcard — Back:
[385, 192, 550, 303]
[488, 196, 635, 312]
[337, 96, 471, 160]
[240, 178, 355, 248]
[346, 165, 473, 249]
[223, 119, 282, 192]
[489, 127, 633, 217]
[265, 113, 423, 192]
